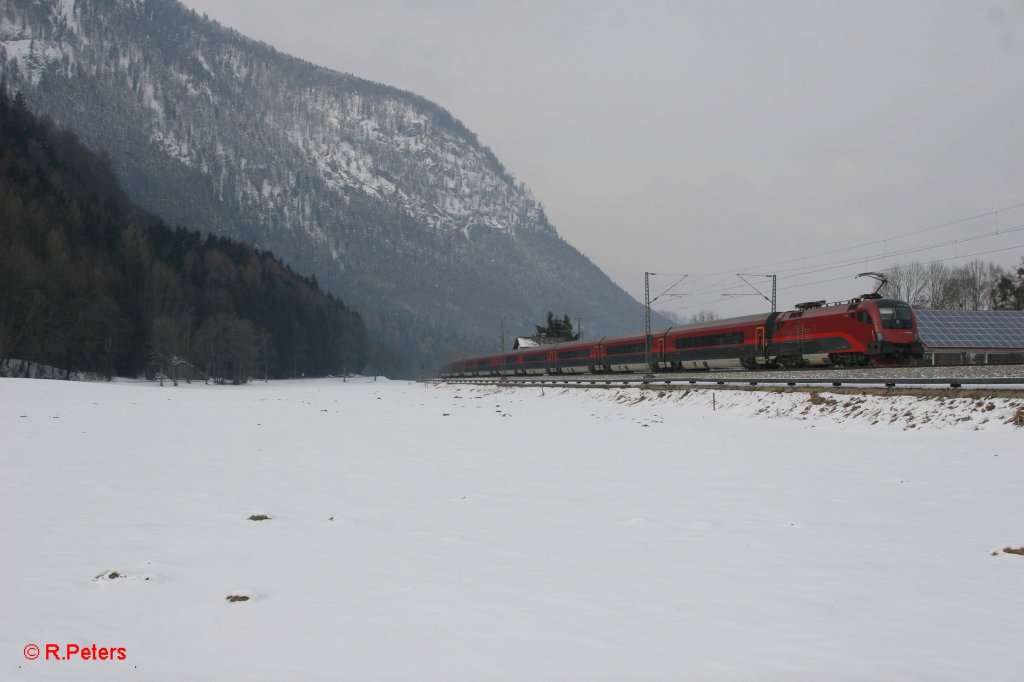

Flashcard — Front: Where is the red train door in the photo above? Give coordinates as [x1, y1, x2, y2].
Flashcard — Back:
[755, 326, 765, 356]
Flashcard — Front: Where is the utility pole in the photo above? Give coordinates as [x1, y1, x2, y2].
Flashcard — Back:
[644, 271, 687, 374]
[500, 317, 506, 374]
[644, 271, 652, 371]
[576, 317, 582, 340]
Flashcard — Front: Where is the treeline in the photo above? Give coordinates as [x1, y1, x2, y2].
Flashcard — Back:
[882, 259, 1024, 310]
[0, 87, 367, 381]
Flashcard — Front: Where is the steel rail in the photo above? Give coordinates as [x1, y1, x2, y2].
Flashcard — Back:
[430, 375, 1024, 390]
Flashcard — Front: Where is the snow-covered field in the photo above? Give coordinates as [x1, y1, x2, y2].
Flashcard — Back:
[2, 377, 1021, 681]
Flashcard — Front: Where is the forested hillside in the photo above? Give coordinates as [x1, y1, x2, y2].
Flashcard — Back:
[0, 87, 367, 381]
[0, 0, 666, 377]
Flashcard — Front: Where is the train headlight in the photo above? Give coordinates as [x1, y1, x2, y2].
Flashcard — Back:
[876, 331, 885, 341]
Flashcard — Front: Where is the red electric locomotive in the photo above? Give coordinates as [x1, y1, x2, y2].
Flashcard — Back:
[440, 295, 923, 377]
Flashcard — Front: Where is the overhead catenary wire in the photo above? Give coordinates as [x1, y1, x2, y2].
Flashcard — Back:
[666, 241, 1024, 314]
[646, 203, 1024, 316]
[740, 223, 1024, 281]
[559, 203, 1024, 328]
[653, 201, 1024, 294]
[649, 273, 689, 305]
[718, 201, 1024, 277]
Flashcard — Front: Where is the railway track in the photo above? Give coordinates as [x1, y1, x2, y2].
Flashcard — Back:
[430, 364, 1024, 391]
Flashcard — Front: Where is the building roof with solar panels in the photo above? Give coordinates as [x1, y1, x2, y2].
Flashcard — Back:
[914, 310, 1024, 352]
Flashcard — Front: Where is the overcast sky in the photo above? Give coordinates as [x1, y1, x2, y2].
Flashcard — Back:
[182, 0, 1024, 317]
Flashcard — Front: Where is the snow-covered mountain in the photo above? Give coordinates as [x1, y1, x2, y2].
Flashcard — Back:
[0, 0, 662, 376]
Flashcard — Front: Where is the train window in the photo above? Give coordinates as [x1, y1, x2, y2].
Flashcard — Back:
[856, 311, 871, 325]
[673, 332, 744, 349]
[607, 343, 643, 355]
[558, 349, 590, 360]
[878, 305, 913, 329]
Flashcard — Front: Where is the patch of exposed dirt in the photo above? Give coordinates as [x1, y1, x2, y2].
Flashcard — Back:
[809, 392, 837, 406]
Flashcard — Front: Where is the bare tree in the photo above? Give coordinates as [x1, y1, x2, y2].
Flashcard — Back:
[689, 309, 719, 323]
[886, 260, 1010, 310]
[948, 260, 998, 310]
[151, 315, 192, 385]
[922, 262, 952, 308]
[883, 262, 929, 305]
[194, 313, 257, 384]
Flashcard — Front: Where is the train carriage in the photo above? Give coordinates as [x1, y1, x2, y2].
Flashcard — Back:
[660, 313, 770, 370]
[467, 355, 502, 376]
[596, 334, 649, 373]
[550, 340, 601, 374]
[516, 349, 550, 375]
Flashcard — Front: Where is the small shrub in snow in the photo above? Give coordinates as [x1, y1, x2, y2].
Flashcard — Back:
[1010, 407, 1024, 427]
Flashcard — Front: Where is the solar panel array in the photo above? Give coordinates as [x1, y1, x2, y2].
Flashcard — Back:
[914, 309, 1024, 350]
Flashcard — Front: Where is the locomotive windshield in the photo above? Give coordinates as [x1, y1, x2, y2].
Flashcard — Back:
[878, 303, 913, 329]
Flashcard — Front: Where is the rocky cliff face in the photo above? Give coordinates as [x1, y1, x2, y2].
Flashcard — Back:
[1, 0, 658, 375]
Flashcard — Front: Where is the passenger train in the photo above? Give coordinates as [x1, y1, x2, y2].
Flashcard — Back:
[441, 295, 924, 377]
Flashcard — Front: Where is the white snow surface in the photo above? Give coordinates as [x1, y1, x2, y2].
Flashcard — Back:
[2, 377, 1022, 680]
